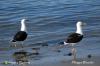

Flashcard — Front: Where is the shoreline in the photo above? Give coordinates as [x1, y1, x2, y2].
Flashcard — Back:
[0, 55, 100, 66]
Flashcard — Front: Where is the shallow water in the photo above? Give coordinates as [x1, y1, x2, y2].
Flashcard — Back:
[0, 0, 100, 65]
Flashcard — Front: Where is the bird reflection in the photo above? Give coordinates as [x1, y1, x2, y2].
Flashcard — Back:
[13, 50, 28, 64]
[12, 48, 40, 64]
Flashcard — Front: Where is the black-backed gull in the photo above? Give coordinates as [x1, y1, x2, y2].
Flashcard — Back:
[64, 21, 86, 63]
[11, 19, 28, 48]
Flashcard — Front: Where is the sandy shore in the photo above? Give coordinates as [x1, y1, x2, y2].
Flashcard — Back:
[27, 56, 100, 66]
[0, 45, 100, 66]
[1, 55, 99, 66]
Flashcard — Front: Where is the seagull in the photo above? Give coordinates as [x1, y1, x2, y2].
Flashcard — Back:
[11, 19, 28, 48]
[64, 21, 86, 63]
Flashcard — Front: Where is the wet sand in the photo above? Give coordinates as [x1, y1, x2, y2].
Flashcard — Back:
[0, 44, 100, 66]
[20, 56, 100, 66]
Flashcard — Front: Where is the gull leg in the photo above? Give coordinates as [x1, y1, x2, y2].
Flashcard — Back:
[14, 43, 17, 47]
[10, 42, 17, 47]
[21, 42, 24, 48]
[71, 47, 77, 64]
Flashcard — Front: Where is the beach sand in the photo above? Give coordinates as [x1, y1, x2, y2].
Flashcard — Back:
[11, 56, 100, 66]
[0, 45, 100, 66]
[25, 56, 100, 66]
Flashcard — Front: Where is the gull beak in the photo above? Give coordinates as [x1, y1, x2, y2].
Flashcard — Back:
[26, 19, 29, 22]
[22, 18, 29, 22]
[82, 22, 86, 26]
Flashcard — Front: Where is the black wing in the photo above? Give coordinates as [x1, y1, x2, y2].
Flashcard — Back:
[13, 31, 27, 41]
[66, 33, 83, 43]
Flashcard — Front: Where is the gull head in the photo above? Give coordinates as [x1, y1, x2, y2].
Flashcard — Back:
[76, 21, 86, 35]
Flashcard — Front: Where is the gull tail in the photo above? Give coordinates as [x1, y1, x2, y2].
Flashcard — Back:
[11, 39, 16, 42]
[64, 41, 69, 45]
